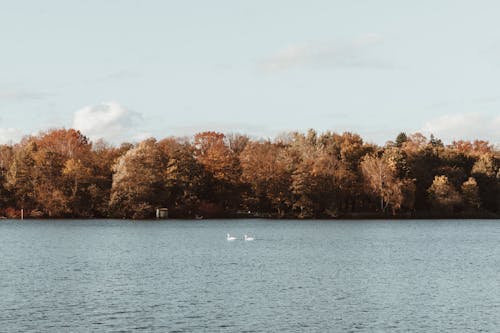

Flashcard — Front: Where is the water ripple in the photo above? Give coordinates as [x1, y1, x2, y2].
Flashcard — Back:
[1, 219, 500, 332]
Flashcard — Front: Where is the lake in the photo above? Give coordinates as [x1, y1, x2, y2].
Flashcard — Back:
[1, 219, 499, 332]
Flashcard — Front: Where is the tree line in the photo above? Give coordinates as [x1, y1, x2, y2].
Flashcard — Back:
[0, 129, 498, 219]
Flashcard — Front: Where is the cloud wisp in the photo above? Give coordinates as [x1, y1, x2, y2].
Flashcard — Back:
[73, 101, 142, 144]
[93, 70, 141, 83]
[422, 113, 500, 144]
[0, 90, 48, 102]
[0, 128, 24, 144]
[259, 33, 390, 72]
[165, 122, 284, 140]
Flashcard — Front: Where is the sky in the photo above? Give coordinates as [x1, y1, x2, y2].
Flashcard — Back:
[0, 0, 499, 146]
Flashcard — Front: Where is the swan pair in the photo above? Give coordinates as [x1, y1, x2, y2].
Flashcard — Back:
[226, 233, 254, 241]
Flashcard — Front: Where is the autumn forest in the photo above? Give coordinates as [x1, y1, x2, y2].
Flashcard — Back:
[0, 129, 498, 219]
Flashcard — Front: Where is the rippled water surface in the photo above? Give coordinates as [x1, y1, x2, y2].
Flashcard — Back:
[1, 219, 500, 332]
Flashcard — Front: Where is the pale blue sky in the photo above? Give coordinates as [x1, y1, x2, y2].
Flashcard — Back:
[0, 0, 499, 145]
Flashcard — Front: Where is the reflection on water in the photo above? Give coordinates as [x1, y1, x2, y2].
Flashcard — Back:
[0, 219, 499, 332]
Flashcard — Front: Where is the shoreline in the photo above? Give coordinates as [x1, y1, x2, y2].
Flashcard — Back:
[2, 214, 499, 221]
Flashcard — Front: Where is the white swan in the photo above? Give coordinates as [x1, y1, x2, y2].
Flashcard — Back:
[244, 234, 254, 241]
[226, 233, 237, 241]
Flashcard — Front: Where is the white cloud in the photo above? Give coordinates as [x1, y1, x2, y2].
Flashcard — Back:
[259, 33, 388, 72]
[0, 128, 24, 144]
[73, 101, 141, 143]
[422, 113, 500, 144]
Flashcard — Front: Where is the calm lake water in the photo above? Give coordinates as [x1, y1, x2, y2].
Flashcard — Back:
[1, 219, 499, 332]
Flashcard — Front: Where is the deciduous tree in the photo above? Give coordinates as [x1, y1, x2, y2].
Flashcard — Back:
[427, 175, 462, 214]
[110, 139, 167, 218]
[361, 153, 403, 214]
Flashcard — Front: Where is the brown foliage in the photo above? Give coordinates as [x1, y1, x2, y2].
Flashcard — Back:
[0, 127, 498, 218]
